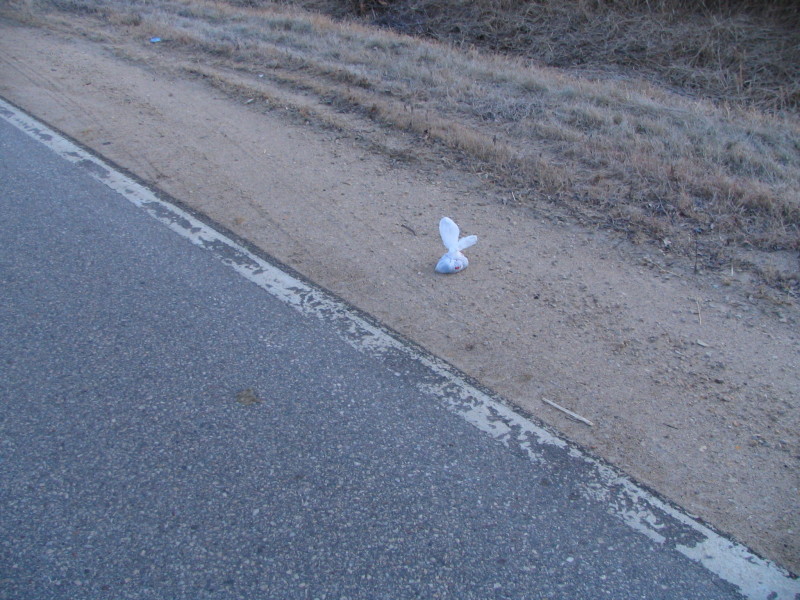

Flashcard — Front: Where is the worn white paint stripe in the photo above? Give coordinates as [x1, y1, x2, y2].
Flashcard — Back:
[2, 97, 797, 600]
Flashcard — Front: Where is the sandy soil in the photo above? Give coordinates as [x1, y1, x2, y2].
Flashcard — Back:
[1, 16, 798, 574]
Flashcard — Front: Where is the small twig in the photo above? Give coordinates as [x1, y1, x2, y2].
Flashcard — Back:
[695, 298, 702, 325]
[694, 237, 700, 274]
[400, 223, 417, 236]
[542, 398, 593, 426]
[641, 257, 680, 278]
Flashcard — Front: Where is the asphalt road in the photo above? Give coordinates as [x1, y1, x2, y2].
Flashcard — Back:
[0, 104, 790, 600]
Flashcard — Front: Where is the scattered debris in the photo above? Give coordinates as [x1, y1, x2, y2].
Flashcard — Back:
[542, 397, 594, 427]
[696, 339, 709, 347]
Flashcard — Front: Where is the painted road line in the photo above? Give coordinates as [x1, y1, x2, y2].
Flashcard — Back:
[2, 96, 797, 600]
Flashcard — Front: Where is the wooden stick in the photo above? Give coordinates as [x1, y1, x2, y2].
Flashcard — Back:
[641, 257, 680, 278]
[542, 398, 594, 426]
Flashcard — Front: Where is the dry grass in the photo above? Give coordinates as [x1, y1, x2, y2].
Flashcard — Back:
[291, 0, 800, 112]
[10, 0, 800, 293]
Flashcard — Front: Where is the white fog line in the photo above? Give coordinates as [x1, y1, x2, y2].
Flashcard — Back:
[2, 96, 797, 600]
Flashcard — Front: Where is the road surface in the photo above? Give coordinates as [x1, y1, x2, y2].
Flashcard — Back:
[1, 99, 796, 599]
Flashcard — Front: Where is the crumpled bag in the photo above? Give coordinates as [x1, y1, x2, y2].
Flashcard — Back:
[435, 217, 477, 274]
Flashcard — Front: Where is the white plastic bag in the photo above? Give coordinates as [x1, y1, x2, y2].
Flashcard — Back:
[435, 217, 477, 274]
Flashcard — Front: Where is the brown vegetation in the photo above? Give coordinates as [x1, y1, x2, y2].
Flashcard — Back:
[289, 0, 800, 111]
[10, 0, 800, 294]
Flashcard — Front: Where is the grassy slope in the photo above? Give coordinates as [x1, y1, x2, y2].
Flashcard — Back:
[14, 0, 800, 294]
[292, 0, 800, 111]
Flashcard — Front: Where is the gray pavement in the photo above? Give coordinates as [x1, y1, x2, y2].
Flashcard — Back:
[0, 104, 785, 599]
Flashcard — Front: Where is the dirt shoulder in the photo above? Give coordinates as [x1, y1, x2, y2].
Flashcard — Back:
[1, 16, 798, 573]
